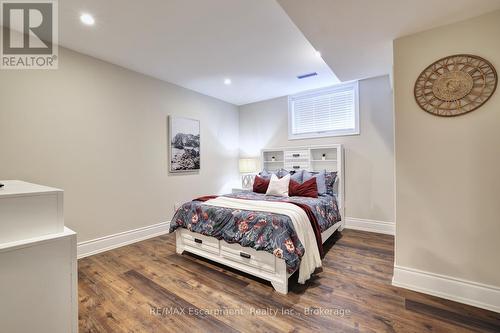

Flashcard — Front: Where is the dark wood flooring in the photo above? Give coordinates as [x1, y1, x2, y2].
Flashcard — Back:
[78, 229, 500, 332]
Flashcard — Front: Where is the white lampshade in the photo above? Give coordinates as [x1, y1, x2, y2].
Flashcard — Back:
[239, 158, 258, 173]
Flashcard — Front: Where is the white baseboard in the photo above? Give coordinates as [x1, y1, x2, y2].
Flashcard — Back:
[77, 221, 171, 259]
[344, 217, 395, 235]
[393, 265, 500, 313]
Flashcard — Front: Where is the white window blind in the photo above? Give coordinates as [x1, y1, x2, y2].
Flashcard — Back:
[288, 81, 359, 139]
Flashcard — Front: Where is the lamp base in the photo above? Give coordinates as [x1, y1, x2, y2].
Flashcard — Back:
[241, 174, 254, 189]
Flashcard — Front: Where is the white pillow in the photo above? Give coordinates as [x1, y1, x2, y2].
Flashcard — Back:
[265, 174, 290, 197]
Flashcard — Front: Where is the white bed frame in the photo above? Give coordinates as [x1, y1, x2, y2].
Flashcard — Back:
[175, 144, 344, 294]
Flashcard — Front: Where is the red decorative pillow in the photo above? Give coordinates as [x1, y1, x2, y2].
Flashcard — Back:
[253, 175, 270, 193]
[289, 177, 318, 198]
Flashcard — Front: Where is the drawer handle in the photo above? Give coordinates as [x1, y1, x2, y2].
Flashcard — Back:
[293, 165, 300, 169]
[194, 238, 203, 244]
[292, 153, 300, 157]
[240, 252, 251, 259]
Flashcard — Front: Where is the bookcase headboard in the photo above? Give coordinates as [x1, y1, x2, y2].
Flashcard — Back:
[261, 144, 345, 218]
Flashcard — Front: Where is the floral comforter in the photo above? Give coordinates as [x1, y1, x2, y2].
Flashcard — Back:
[169, 192, 341, 273]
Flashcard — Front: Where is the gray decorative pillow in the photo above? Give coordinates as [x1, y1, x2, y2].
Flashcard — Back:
[276, 168, 289, 178]
[290, 169, 303, 183]
[303, 170, 327, 195]
[260, 169, 303, 182]
[260, 168, 289, 179]
[325, 171, 337, 196]
[259, 169, 272, 179]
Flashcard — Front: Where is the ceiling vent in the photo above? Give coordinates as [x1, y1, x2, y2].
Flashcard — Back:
[297, 72, 318, 79]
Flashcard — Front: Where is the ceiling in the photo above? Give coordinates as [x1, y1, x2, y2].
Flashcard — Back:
[59, 0, 339, 106]
[58, 1, 500, 106]
[277, 0, 500, 82]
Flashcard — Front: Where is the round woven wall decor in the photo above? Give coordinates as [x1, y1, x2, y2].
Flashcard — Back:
[414, 54, 497, 117]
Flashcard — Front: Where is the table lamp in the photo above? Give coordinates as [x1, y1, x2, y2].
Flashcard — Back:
[239, 158, 258, 189]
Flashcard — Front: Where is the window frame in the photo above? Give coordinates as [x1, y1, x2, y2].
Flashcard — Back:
[287, 81, 360, 140]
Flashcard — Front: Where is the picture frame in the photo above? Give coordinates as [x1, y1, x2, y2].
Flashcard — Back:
[168, 116, 200, 173]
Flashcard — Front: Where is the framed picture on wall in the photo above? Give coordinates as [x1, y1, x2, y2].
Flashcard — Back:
[168, 116, 200, 173]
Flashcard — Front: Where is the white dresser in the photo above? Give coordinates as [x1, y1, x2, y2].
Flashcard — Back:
[0, 180, 77, 333]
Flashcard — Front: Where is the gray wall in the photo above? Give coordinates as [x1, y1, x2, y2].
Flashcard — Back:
[0, 47, 240, 242]
[239, 75, 395, 223]
[394, 10, 500, 286]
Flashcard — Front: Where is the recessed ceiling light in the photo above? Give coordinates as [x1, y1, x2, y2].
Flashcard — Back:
[80, 13, 95, 26]
[315, 51, 322, 58]
[224, 78, 232, 85]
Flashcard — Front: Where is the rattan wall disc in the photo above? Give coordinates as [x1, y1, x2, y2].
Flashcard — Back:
[414, 54, 497, 117]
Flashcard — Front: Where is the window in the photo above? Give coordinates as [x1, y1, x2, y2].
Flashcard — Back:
[288, 81, 359, 139]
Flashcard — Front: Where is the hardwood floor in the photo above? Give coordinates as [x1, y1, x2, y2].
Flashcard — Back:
[78, 229, 500, 332]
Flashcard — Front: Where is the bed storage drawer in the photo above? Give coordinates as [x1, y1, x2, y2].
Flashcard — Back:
[180, 230, 220, 255]
[220, 242, 276, 273]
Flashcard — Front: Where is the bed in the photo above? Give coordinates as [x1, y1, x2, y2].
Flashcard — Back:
[170, 145, 344, 294]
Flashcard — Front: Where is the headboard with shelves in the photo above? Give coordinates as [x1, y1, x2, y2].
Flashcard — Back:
[261, 144, 345, 218]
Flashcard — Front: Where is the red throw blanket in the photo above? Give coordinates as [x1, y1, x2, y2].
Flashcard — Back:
[194, 195, 324, 257]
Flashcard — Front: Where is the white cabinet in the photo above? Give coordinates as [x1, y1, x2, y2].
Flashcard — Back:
[0, 180, 64, 243]
[0, 180, 77, 333]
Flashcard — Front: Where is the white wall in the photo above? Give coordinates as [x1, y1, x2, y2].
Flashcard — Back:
[0, 47, 240, 243]
[394, 10, 500, 287]
[239, 75, 395, 223]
